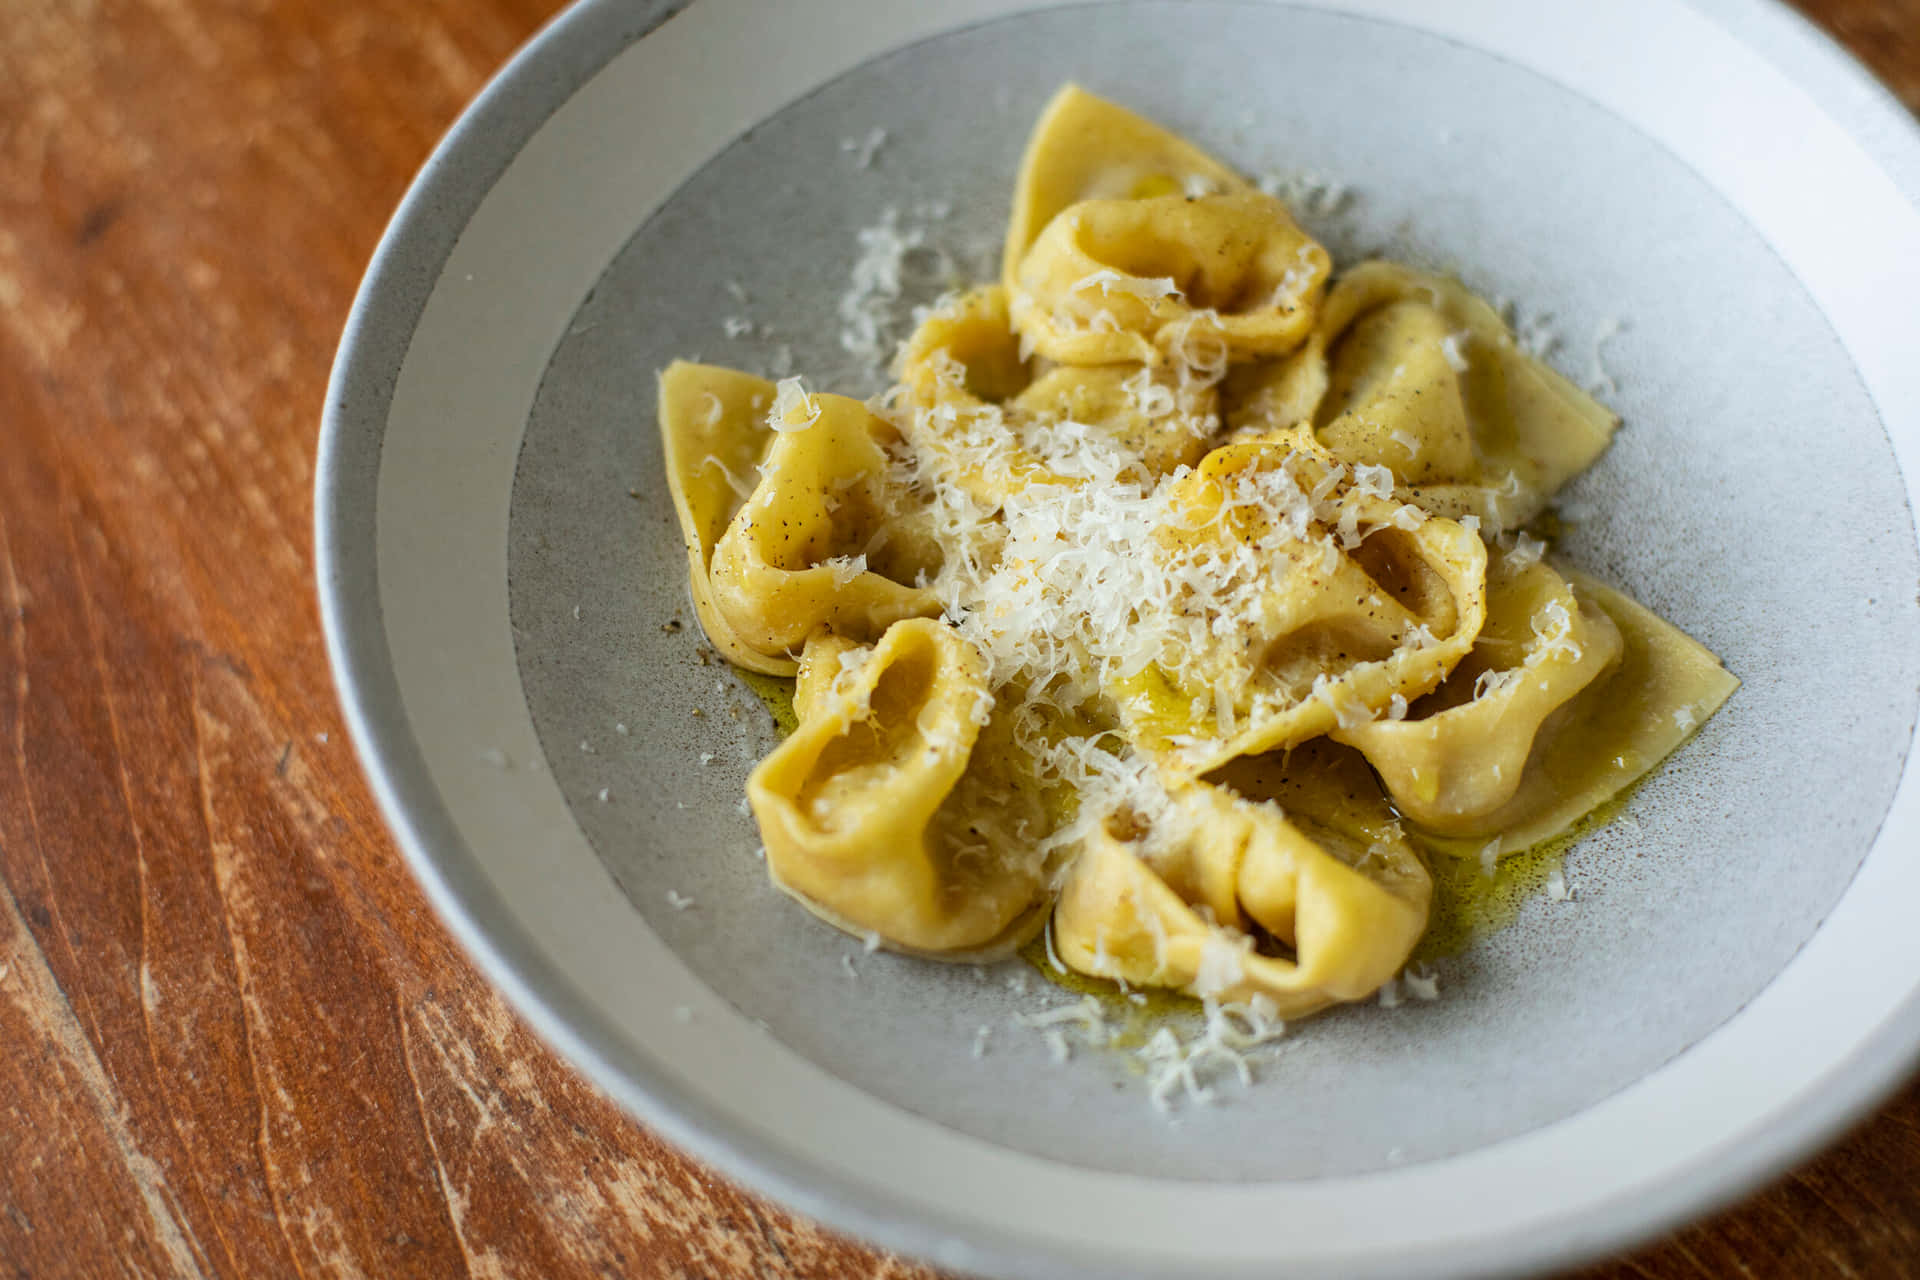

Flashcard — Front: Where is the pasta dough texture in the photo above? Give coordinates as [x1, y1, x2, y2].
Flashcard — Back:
[658, 85, 1737, 1022]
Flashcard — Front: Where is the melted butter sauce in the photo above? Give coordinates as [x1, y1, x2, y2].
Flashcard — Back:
[1410, 782, 1637, 962]
[737, 671, 798, 737]
[1017, 919, 1191, 1054]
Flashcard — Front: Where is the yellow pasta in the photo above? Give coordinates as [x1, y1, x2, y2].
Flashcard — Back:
[1004, 84, 1247, 288]
[1333, 558, 1624, 836]
[706, 383, 943, 661]
[749, 620, 1051, 955]
[1011, 192, 1331, 365]
[658, 361, 792, 675]
[1388, 569, 1740, 856]
[656, 86, 1735, 1026]
[894, 286, 1218, 498]
[1225, 261, 1619, 532]
[1053, 757, 1429, 1017]
[1109, 426, 1488, 776]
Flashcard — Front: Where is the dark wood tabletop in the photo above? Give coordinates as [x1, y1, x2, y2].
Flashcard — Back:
[3, 1, 1917, 1275]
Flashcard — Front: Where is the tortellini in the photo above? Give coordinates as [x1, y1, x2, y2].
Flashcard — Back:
[749, 620, 1051, 955]
[1372, 568, 1739, 855]
[1003, 84, 1247, 288]
[704, 381, 943, 661]
[1011, 193, 1332, 366]
[895, 286, 1219, 499]
[1333, 557, 1624, 835]
[1110, 427, 1488, 776]
[658, 361, 791, 675]
[1225, 262, 1620, 532]
[657, 86, 1736, 1025]
[1055, 747, 1430, 1017]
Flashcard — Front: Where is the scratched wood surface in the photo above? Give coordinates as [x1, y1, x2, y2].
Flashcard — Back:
[0, 0, 1916, 1276]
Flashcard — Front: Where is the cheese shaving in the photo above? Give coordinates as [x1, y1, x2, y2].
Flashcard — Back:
[769, 376, 822, 432]
[1137, 996, 1287, 1112]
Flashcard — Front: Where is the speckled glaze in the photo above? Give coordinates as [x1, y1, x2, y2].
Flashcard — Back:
[320, 1, 1920, 1275]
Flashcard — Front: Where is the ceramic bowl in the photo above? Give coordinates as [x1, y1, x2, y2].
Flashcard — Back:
[317, 2, 1920, 1274]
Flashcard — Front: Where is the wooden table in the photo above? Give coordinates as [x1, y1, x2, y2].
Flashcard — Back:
[3, 1, 1917, 1275]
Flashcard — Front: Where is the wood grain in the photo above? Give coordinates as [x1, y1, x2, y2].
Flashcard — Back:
[0, 0, 1914, 1276]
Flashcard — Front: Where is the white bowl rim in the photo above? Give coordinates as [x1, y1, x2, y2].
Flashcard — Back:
[314, 2, 1920, 1276]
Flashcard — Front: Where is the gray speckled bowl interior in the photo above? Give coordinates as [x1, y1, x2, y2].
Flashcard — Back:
[505, 3, 1916, 1180]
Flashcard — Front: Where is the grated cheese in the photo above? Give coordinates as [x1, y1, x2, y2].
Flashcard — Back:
[769, 376, 823, 432]
[1504, 531, 1546, 571]
[835, 207, 968, 382]
[840, 126, 888, 169]
[1013, 995, 1113, 1047]
[1402, 963, 1440, 1001]
[1529, 598, 1583, 662]
[824, 554, 869, 588]
[1072, 268, 1183, 301]
[1479, 836, 1502, 878]
[1136, 996, 1287, 1112]
[1472, 667, 1522, 701]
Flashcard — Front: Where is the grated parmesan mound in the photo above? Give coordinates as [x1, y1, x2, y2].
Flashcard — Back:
[848, 286, 1484, 878]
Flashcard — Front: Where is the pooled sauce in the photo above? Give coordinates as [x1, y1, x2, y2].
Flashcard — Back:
[1411, 784, 1637, 961]
[737, 671, 799, 737]
[1019, 919, 1194, 1052]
